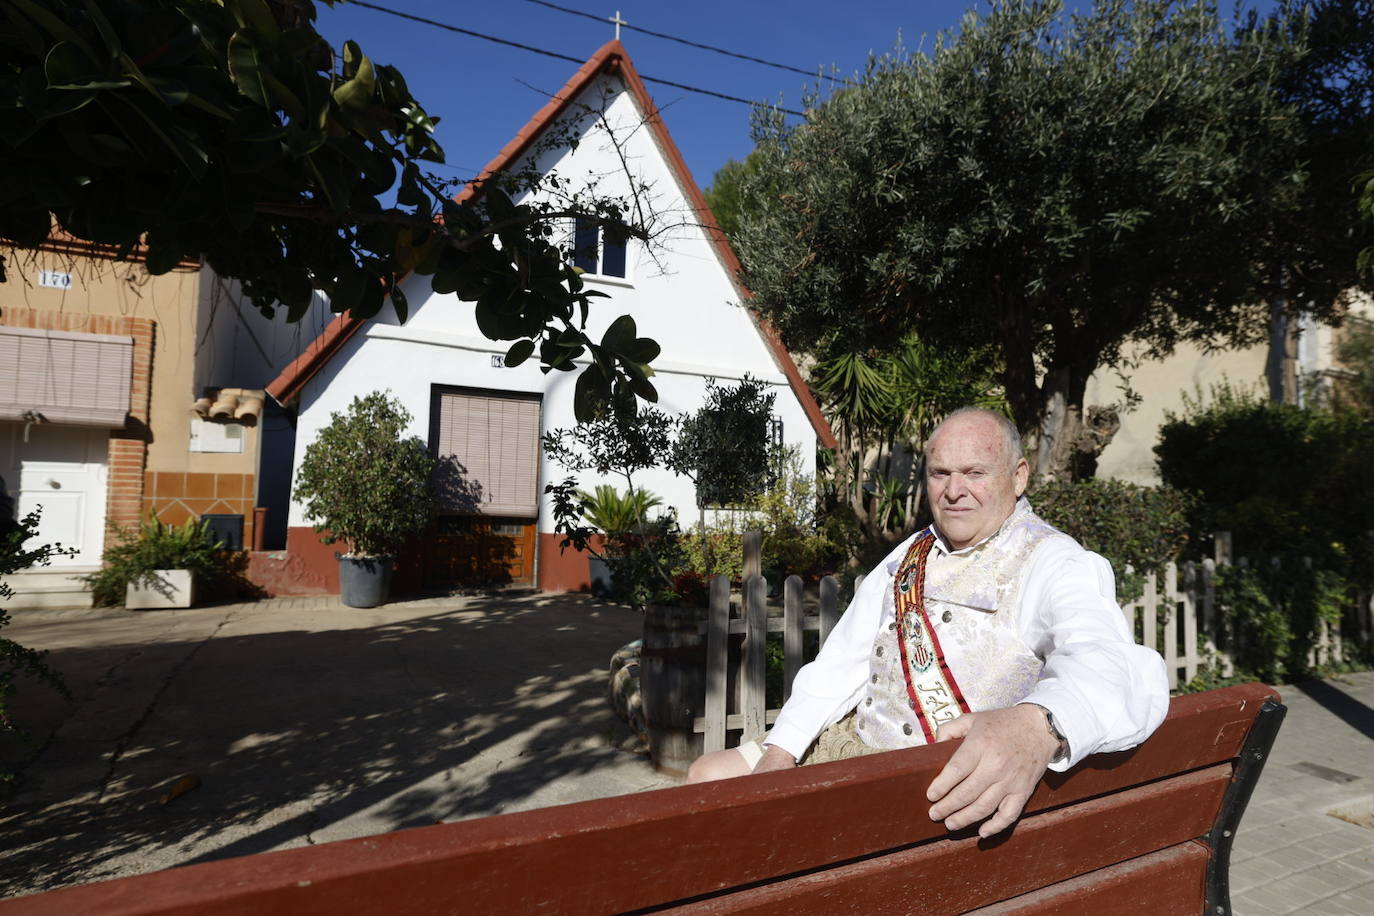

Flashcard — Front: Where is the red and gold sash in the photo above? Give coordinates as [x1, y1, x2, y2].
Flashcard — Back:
[893, 531, 970, 742]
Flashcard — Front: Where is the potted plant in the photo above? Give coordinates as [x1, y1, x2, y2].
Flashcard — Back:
[81, 516, 225, 608]
[292, 392, 436, 608]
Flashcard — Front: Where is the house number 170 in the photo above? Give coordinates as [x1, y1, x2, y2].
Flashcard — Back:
[39, 270, 73, 289]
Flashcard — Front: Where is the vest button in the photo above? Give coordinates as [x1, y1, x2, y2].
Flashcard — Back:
[871, 674, 878, 684]
[942, 610, 953, 623]
[903, 724, 913, 736]
[875, 646, 884, 657]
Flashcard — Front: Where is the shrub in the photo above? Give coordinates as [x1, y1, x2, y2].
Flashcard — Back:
[2, 509, 74, 773]
[1213, 562, 1350, 684]
[293, 392, 436, 557]
[81, 516, 241, 607]
[679, 523, 745, 582]
[1155, 384, 1374, 581]
[1032, 478, 1192, 601]
[602, 514, 687, 610]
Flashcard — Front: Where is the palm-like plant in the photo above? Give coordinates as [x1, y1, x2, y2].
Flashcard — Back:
[811, 332, 1007, 541]
[578, 485, 663, 534]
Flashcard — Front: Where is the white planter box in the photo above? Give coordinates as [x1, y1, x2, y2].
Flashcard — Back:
[125, 569, 196, 609]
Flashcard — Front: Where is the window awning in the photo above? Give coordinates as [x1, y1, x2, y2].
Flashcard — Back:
[0, 326, 133, 428]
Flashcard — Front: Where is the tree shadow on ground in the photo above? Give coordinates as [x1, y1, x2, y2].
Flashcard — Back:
[1293, 676, 1374, 742]
[0, 594, 663, 897]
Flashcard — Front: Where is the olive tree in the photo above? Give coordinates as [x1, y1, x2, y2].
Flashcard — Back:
[734, 0, 1351, 480]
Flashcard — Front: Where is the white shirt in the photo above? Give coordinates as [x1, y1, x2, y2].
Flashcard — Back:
[766, 501, 1170, 771]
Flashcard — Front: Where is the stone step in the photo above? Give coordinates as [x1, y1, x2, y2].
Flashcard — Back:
[0, 569, 96, 609]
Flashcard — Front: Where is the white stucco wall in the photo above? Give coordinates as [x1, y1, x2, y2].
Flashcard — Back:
[287, 73, 820, 531]
[194, 276, 336, 392]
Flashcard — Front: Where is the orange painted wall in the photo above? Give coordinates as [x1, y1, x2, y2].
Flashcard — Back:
[537, 533, 600, 593]
[144, 471, 256, 547]
[260, 528, 601, 596]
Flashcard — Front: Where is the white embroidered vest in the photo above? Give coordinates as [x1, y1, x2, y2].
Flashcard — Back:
[853, 499, 1065, 749]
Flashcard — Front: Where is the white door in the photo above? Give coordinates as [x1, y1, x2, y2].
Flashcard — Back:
[1, 423, 108, 569]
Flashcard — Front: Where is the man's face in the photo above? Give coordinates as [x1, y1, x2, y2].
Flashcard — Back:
[925, 415, 1029, 550]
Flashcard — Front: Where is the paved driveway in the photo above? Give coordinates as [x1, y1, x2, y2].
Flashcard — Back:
[0, 594, 671, 898]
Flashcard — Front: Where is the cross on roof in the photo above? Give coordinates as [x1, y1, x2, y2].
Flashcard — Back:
[609, 10, 626, 40]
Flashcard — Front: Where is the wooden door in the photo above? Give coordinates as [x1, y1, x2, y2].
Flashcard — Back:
[426, 516, 536, 588]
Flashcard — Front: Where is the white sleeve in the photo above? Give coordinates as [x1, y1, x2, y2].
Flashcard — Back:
[764, 535, 915, 760]
[1016, 541, 1170, 771]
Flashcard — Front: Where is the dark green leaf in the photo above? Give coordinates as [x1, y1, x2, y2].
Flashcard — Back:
[484, 186, 515, 222]
[353, 276, 386, 319]
[573, 363, 610, 423]
[227, 30, 270, 107]
[600, 313, 636, 352]
[389, 283, 409, 324]
[44, 42, 101, 86]
[331, 268, 366, 314]
[333, 46, 375, 112]
[505, 338, 535, 367]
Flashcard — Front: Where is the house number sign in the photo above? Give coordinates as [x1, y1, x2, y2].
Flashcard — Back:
[38, 270, 73, 289]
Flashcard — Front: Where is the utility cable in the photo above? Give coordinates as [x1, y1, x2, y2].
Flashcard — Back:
[521, 0, 852, 84]
[344, 1, 805, 116]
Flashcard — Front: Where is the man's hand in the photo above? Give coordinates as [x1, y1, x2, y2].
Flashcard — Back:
[752, 745, 798, 774]
[925, 704, 1061, 838]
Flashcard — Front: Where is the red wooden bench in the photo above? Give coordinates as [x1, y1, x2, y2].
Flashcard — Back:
[0, 683, 1283, 915]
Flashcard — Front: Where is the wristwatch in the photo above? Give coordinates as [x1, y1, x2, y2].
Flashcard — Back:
[1025, 703, 1069, 763]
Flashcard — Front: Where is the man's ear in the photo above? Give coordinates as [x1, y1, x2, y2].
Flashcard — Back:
[1013, 458, 1029, 497]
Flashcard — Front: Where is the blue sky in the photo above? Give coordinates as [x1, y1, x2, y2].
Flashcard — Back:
[314, 1, 1275, 193]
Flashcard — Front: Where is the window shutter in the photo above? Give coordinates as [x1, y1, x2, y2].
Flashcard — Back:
[0, 326, 132, 427]
[434, 391, 541, 517]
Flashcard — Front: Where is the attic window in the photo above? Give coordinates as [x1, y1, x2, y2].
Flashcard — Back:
[572, 217, 628, 279]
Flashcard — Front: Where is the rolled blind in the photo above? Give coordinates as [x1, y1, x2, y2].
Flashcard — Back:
[434, 391, 541, 517]
[0, 326, 132, 427]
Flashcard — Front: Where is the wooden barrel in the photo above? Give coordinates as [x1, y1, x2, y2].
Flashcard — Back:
[640, 605, 707, 777]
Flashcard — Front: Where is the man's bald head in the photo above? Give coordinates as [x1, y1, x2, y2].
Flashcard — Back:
[927, 408, 1023, 471]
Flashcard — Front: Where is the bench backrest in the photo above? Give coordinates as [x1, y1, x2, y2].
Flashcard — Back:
[0, 683, 1283, 915]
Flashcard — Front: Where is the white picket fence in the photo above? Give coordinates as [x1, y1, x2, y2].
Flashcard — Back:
[1126, 556, 1374, 690]
[688, 536, 1374, 753]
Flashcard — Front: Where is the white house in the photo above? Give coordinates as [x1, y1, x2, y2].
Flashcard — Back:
[265, 40, 835, 593]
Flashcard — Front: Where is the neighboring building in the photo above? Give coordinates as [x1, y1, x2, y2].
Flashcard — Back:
[0, 235, 332, 607]
[265, 40, 835, 594]
[1085, 300, 1374, 485]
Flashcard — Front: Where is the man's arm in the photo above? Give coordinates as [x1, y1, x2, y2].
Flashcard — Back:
[1016, 545, 1170, 770]
[925, 542, 1168, 835]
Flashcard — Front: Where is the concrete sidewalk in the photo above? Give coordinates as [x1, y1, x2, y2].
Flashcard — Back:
[1, 596, 1371, 908]
[1230, 671, 1374, 916]
[0, 594, 673, 898]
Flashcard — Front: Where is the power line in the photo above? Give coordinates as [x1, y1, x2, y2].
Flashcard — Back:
[344, 1, 804, 116]
[522, 0, 849, 84]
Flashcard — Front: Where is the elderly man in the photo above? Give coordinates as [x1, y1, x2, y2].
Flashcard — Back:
[687, 407, 1169, 838]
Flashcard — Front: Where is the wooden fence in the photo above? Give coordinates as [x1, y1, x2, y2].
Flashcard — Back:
[689, 533, 1374, 753]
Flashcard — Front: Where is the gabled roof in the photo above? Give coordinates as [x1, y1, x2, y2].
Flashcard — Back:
[266, 40, 835, 449]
